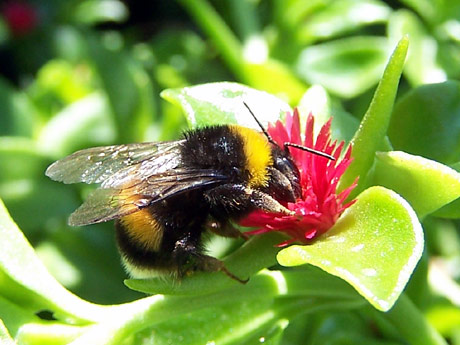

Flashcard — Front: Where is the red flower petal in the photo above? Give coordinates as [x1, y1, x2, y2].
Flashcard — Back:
[240, 109, 357, 245]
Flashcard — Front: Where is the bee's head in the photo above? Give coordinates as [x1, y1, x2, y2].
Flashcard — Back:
[242, 101, 335, 203]
[267, 144, 301, 203]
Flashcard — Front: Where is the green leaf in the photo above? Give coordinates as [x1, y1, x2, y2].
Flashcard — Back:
[161, 82, 291, 128]
[432, 197, 460, 219]
[37, 93, 116, 158]
[298, 85, 359, 142]
[134, 298, 280, 345]
[388, 10, 446, 86]
[0, 296, 38, 341]
[74, 0, 129, 24]
[426, 305, 460, 336]
[296, 36, 391, 98]
[397, 0, 442, 23]
[108, 269, 361, 345]
[0, 179, 79, 233]
[298, 0, 391, 43]
[177, 0, 258, 89]
[0, 198, 108, 323]
[0, 78, 38, 137]
[388, 81, 460, 165]
[384, 294, 448, 345]
[433, 157, 460, 218]
[243, 59, 307, 104]
[29, 60, 93, 114]
[0, 319, 15, 345]
[0, 137, 48, 181]
[339, 36, 409, 196]
[277, 186, 424, 311]
[371, 151, 460, 218]
[16, 322, 84, 345]
[88, 36, 151, 142]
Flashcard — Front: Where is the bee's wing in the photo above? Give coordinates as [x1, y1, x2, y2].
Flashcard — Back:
[46, 140, 185, 185]
[68, 169, 228, 226]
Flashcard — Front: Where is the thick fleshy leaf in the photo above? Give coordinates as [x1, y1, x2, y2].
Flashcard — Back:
[277, 186, 424, 311]
[74, 0, 129, 24]
[0, 319, 15, 345]
[433, 161, 460, 218]
[0, 179, 79, 233]
[339, 36, 409, 196]
[161, 82, 291, 128]
[0, 78, 37, 137]
[432, 197, 460, 219]
[0, 137, 48, 181]
[0, 198, 108, 323]
[37, 93, 116, 158]
[298, 85, 359, 142]
[88, 36, 153, 142]
[372, 151, 460, 218]
[243, 60, 307, 104]
[0, 295, 38, 339]
[426, 305, 460, 336]
[296, 36, 390, 98]
[135, 299, 281, 345]
[397, 0, 440, 23]
[298, 0, 391, 43]
[388, 81, 460, 165]
[388, 10, 446, 86]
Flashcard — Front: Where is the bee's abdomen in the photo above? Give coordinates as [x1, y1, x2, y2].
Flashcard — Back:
[115, 191, 209, 277]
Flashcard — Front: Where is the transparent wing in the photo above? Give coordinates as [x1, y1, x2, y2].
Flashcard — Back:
[46, 140, 185, 185]
[68, 169, 228, 226]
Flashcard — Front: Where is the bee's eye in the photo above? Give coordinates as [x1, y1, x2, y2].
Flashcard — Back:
[272, 153, 301, 199]
[275, 156, 295, 173]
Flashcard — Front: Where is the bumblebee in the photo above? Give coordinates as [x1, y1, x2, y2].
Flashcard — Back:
[46, 105, 333, 282]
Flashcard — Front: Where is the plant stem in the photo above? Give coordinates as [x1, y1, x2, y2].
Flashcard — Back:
[383, 293, 447, 345]
[177, 0, 246, 80]
[228, 0, 259, 41]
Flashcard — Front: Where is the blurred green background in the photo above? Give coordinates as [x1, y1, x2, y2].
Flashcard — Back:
[0, 0, 459, 342]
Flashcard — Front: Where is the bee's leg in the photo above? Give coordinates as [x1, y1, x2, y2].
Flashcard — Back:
[206, 219, 248, 239]
[205, 183, 294, 216]
[194, 254, 249, 284]
[172, 236, 248, 283]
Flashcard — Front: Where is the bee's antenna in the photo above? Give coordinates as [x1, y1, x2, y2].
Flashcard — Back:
[284, 142, 335, 161]
[243, 101, 335, 161]
[243, 101, 276, 145]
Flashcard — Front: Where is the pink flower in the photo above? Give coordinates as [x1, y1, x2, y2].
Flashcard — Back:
[2, 1, 38, 37]
[240, 109, 358, 247]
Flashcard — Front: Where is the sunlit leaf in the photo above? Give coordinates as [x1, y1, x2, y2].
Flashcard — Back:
[296, 36, 390, 98]
[243, 59, 307, 105]
[339, 36, 409, 196]
[0, 198, 108, 323]
[74, 0, 129, 24]
[0, 78, 37, 137]
[0, 318, 15, 345]
[298, 0, 391, 43]
[0, 296, 37, 341]
[88, 36, 152, 142]
[426, 305, 460, 336]
[37, 93, 115, 158]
[298, 85, 359, 142]
[277, 186, 424, 311]
[388, 10, 446, 86]
[372, 151, 460, 218]
[161, 82, 291, 128]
